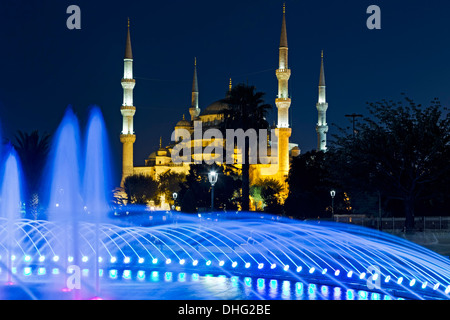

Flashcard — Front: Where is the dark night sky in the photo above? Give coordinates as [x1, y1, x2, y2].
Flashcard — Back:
[1, 0, 449, 186]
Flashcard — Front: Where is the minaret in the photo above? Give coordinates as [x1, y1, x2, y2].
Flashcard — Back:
[120, 18, 136, 185]
[316, 50, 328, 152]
[189, 57, 200, 121]
[275, 3, 292, 179]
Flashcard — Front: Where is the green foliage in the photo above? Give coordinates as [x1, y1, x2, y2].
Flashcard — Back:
[157, 170, 186, 204]
[123, 174, 159, 205]
[331, 96, 450, 230]
[285, 150, 336, 219]
[13, 130, 51, 219]
[178, 163, 241, 213]
[220, 83, 273, 211]
[251, 178, 284, 214]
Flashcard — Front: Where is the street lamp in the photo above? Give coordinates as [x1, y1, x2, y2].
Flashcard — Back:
[172, 192, 178, 211]
[208, 171, 218, 212]
[330, 190, 336, 220]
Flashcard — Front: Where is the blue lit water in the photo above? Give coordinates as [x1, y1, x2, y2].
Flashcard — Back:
[0, 106, 449, 300]
[0, 268, 397, 300]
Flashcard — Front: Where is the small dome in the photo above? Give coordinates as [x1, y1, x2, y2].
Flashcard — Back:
[291, 146, 301, 157]
[175, 114, 191, 128]
[200, 100, 228, 116]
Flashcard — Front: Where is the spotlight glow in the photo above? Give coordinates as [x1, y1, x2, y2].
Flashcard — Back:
[335, 270, 340, 276]
[137, 270, 145, 280]
[110, 257, 117, 263]
[284, 265, 289, 271]
[296, 266, 302, 273]
[124, 257, 130, 264]
[123, 270, 131, 279]
[258, 263, 264, 269]
[232, 261, 237, 268]
[24, 267, 32, 276]
[193, 260, 198, 266]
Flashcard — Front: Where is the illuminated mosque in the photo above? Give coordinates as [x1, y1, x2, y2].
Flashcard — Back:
[118, 5, 329, 208]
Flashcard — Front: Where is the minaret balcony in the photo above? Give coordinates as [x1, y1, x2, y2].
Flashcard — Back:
[120, 134, 136, 144]
[276, 69, 291, 80]
[121, 79, 136, 89]
[275, 98, 291, 108]
[120, 106, 136, 117]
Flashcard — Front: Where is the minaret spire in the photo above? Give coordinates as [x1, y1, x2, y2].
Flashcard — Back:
[280, 3, 288, 48]
[124, 18, 133, 59]
[319, 50, 325, 86]
[192, 57, 198, 94]
[120, 18, 137, 185]
[189, 57, 200, 121]
[316, 50, 329, 152]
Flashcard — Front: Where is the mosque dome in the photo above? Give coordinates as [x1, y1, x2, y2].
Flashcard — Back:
[200, 100, 229, 116]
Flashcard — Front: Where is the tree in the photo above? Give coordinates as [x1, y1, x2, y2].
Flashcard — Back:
[178, 163, 241, 213]
[13, 130, 51, 219]
[157, 170, 186, 206]
[332, 96, 450, 231]
[123, 174, 159, 205]
[220, 83, 272, 211]
[251, 178, 284, 214]
[285, 150, 336, 219]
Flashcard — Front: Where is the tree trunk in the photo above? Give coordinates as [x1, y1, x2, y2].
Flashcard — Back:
[241, 139, 250, 211]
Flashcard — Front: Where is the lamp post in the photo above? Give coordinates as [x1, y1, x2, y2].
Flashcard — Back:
[172, 192, 178, 211]
[345, 113, 363, 140]
[330, 190, 336, 220]
[208, 171, 218, 212]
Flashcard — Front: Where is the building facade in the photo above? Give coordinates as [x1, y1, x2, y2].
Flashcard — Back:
[119, 6, 328, 207]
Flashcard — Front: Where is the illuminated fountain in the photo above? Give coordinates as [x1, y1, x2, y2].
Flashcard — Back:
[0, 147, 23, 285]
[0, 106, 449, 300]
